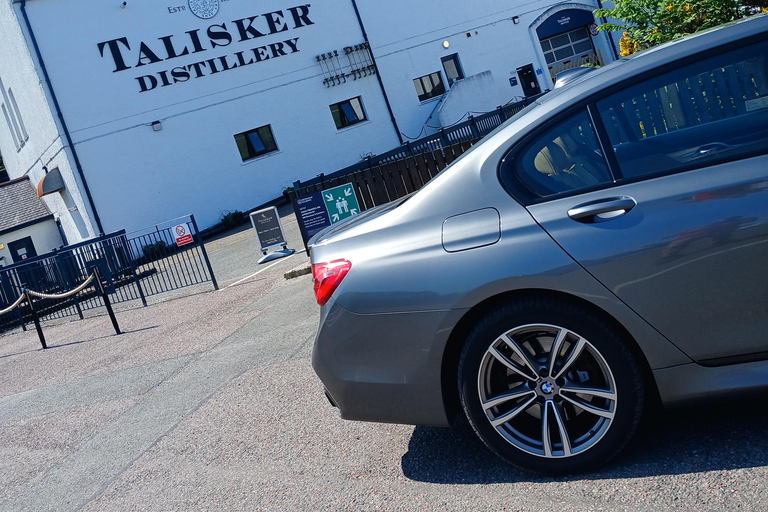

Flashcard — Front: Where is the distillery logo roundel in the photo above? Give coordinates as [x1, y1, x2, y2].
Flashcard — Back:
[188, 0, 219, 19]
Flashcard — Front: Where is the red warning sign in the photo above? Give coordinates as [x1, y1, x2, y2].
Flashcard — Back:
[173, 224, 194, 246]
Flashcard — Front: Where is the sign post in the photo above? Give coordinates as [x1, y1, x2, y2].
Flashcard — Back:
[250, 206, 294, 264]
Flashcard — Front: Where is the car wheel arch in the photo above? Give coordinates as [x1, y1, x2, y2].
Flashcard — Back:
[440, 288, 660, 425]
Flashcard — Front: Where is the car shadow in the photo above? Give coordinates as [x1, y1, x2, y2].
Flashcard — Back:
[401, 397, 768, 483]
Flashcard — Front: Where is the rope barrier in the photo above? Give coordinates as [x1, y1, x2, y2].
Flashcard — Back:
[26, 274, 95, 300]
[0, 293, 26, 316]
[1, 268, 120, 349]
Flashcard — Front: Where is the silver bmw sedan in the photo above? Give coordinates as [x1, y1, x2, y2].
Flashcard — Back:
[308, 15, 768, 474]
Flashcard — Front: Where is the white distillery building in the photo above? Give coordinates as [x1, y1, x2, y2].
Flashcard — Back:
[0, 0, 619, 244]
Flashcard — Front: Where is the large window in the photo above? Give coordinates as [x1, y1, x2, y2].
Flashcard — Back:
[413, 72, 446, 102]
[234, 125, 278, 162]
[441, 54, 464, 86]
[597, 40, 768, 180]
[330, 97, 367, 129]
[506, 110, 612, 198]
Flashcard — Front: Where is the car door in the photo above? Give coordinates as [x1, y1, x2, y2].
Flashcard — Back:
[512, 41, 768, 363]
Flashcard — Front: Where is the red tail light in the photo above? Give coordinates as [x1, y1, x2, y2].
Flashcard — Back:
[312, 259, 352, 306]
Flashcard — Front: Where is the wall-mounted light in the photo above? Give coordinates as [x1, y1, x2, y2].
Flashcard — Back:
[120, 1, 127, 8]
[512, 16, 520, 24]
[152, 121, 162, 131]
[443, 40, 450, 49]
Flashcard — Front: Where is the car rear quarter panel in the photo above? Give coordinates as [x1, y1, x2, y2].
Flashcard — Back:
[311, 140, 691, 371]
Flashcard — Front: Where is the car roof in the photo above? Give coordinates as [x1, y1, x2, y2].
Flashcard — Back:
[553, 67, 597, 89]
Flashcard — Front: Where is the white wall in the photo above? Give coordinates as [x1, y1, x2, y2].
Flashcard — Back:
[0, 219, 63, 266]
[20, 0, 401, 232]
[0, 0, 97, 244]
[435, 71, 498, 129]
[357, 0, 555, 138]
[357, 0, 611, 137]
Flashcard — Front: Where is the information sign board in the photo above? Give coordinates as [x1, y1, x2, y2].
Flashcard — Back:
[173, 224, 194, 246]
[322, 184, 361, 224]
[295, 191, 332, 240]
[250, 207, 287, 251]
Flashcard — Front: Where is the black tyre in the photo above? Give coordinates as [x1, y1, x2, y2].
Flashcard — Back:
[458, 297, 644, 474]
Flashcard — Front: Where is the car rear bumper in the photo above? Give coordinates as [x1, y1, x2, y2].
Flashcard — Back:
[311, 299, 467, 427]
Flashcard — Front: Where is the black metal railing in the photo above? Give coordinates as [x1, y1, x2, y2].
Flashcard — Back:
[292, 94, 543, 193]
[0, 214, 217, 333]
[125, 215, 217, 298]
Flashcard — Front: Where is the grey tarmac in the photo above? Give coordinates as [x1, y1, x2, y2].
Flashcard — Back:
[0, 207, 766, 511]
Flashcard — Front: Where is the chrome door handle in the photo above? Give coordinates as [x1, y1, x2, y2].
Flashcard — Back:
[568, 197, 637, 221]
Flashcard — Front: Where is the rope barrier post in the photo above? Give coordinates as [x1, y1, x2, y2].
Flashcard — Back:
[24, 290, 47, 349]
[14, 299, 27, 332]
[92, 266, 121, 335]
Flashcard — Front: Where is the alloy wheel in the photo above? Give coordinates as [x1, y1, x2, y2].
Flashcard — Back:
[477, 323, 617, 458]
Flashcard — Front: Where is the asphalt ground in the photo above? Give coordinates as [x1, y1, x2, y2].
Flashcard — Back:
[1, 206, 767, 511]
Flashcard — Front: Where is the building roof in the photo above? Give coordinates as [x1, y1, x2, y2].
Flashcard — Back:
[0, 176, 53, 234]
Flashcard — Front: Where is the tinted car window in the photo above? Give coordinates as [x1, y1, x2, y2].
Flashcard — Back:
[510, 110, 613, 197]
[598, 40, 768, 180]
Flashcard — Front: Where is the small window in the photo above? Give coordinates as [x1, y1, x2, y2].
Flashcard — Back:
[234, 125, 278, 161]
[413, 72, 446, 102]
[506, 110, 612, 198]
[441, 54, 464, 85]
[2, 103, 20, 149]
[0, 77, 24, 149]
[598, 40, 768, 180]
[330, 97, 367, 129]
[8, 90, 28, 142]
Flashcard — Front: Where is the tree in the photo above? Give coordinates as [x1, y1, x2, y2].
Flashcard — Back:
[595, 0, 767, 56]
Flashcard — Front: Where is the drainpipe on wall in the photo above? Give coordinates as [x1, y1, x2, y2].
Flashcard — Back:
[349, 0, 404, 145]
[17, 0, 105, 236]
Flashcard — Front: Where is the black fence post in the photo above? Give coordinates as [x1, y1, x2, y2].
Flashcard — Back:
[92, 266, 121, 335]
[439, 128, 450, 147]
[2, 273, 27, 332]
[468, 115, 480, 139]
[127, 253, 148, 307]
[190, 214, 218, 290]
[25, 290, 47, 349]
[56, 251, 84, 319]
[292, 180, 302, 198]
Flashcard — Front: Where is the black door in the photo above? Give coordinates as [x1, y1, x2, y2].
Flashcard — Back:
[517, 64, 542, 97]
[8, 236, 37, 263]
